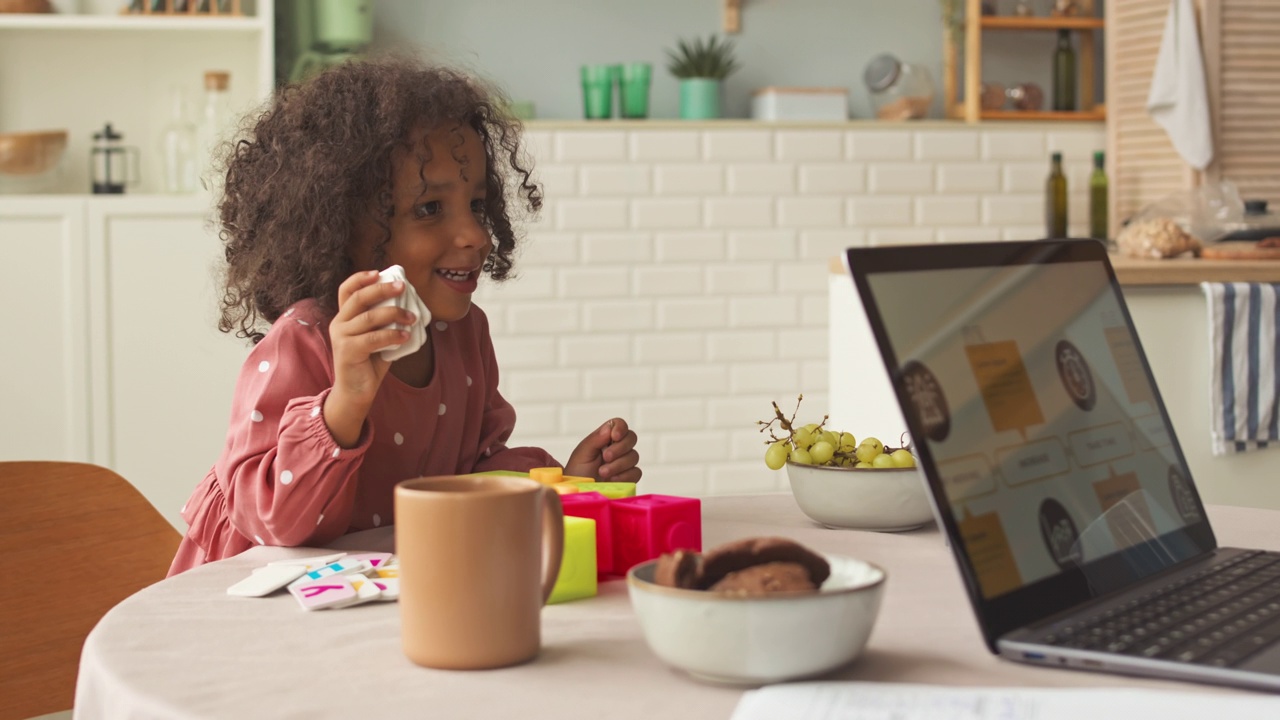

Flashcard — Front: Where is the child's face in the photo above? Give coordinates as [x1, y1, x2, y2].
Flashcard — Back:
[357, 123, 492, 323]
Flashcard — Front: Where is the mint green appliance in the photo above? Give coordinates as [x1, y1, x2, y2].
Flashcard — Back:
[282, 0, 374, 84]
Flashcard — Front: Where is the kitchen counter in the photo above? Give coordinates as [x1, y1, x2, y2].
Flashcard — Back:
[1109, 256, 1280, 285]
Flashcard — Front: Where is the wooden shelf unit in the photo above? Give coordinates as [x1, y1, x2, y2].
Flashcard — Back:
[944, 0, 1104, 123]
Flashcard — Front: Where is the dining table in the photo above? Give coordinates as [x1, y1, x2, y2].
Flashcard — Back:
[74, 494, 1280, 719]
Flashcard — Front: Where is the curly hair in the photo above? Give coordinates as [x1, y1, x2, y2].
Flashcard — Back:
[215, 56, 542, 343]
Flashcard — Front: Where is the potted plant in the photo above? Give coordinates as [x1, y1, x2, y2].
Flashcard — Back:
[665, 34, 740, 120]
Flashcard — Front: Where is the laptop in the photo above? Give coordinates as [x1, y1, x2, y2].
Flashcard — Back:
[843, 239, 1280, 692]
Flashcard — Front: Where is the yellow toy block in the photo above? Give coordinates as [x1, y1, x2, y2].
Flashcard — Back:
[551, 482, 580, 495]
[574, 481, 636, 499]
[529, 467, 564, 485]
[548, 516, 597, 604]
[563, 475, 594, 483]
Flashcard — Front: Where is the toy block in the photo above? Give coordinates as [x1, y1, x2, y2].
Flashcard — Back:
[559, 491, 614, 574]
[563, 475, 594, 483]
[551, 482, 580, 495]
[576, 481, 636, 499]
[610, 494, 701, 574]
[548, 516, 597, 604]
[529, 467, 563, 485]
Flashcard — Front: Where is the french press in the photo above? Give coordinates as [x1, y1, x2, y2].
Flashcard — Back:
[90, 123, 141, 194]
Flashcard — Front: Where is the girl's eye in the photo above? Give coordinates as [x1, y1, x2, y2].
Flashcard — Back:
[414, 201, 442, 219]
[470, 199, 486, 216]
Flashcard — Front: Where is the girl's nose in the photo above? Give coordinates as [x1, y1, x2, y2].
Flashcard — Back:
[454, 213, 488, 249]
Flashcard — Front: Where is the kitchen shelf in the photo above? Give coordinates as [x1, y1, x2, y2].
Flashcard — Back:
[943, 0, 1103, 123]
[980, 108, 1106, 121]
[0, 14, 266, 31]
[980, 16, 1106, 31]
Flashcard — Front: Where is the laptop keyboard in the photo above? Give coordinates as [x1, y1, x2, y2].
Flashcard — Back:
[1042, 550, 1280, 668]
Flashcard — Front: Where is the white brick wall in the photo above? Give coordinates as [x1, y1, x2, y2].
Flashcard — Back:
[475, 122, 1105, 496]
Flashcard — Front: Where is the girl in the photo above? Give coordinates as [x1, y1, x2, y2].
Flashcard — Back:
[169, 57, 641, 575]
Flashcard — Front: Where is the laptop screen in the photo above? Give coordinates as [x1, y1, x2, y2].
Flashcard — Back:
[848, 241, 1216, 643]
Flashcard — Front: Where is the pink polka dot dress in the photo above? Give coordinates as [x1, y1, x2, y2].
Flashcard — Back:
[167, 299, 557, 576]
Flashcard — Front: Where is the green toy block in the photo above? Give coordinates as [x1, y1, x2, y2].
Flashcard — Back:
[573, 481, 636, 499]
[548, 516, 597, 604]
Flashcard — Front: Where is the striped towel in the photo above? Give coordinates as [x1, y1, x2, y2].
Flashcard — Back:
[1201, 282, 1280, 454]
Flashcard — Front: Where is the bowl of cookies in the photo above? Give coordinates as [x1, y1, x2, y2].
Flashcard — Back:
[626, 537, 885, 685]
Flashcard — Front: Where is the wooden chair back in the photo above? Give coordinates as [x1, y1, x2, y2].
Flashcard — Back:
[0, 461, 180, 720]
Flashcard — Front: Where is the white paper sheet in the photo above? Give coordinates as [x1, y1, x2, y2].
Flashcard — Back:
[730, 682, 1280, 720]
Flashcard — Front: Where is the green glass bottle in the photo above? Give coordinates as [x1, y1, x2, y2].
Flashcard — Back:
[1053, 30, 1077, 112]
[1046, 152, 1068, 239]
[1089, 151, 1109, 241]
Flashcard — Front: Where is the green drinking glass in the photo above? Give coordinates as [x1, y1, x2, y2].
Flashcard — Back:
[619, 63, 652, 119]
[581, 64, 619, 120]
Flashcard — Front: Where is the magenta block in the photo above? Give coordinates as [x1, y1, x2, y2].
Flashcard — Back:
[610, 494, 702, 574]
[559, 491, 614, 574]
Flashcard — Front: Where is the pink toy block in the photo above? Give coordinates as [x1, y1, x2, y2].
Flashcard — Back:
[559, 491, 614, 574]
[610, 494, 701, 574]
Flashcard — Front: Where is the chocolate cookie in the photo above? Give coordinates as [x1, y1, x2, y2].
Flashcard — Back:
[653, 549, 702, 589]
[708, 561, 816, 596]
[697, 536, 830, 589]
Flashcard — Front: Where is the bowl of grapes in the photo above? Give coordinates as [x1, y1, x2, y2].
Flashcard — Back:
[760, 396, 935, 532]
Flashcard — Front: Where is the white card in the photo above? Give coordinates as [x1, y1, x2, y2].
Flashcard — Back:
[372, 577, 400, 601]
[227, 564, 307, 597]
[266, 552, 347, 569]
[334, 574, 385, 608]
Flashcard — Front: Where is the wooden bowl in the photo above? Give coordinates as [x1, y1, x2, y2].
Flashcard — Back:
[0, 0, 54, 12]
[0, 130, 68, 176]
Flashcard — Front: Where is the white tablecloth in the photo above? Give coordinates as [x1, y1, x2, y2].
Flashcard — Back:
[74, 495, 1277, 719]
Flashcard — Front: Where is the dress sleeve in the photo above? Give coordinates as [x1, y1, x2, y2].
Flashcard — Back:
[216, 316, 372, 547]
[468, 316, 559, 474]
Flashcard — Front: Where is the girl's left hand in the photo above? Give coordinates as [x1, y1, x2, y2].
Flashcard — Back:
[565, 418, 641, 483]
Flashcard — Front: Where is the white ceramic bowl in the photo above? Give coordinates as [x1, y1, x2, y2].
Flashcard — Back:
[626, 554, 885, 685]
[786, 461, 934, 532]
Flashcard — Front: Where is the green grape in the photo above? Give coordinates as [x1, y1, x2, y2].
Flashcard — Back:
[871, 452, 896, 469]
[889, 448, 916, 468]
[792, 426, 817, 450]
[855, 438, 884, 464]
[818, 430, 838, 449]
[764, 441, 791, 470]
[810, 440, 835, 464]
[854, 461, 874, 468]
[791, 448, 813, 465]
[838, 432, 857, 453]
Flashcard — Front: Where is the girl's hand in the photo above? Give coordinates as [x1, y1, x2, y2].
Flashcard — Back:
[565, 418, 641, 483]
[324, 270, 417, 447]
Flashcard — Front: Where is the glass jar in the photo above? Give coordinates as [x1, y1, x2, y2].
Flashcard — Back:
[1007, 82, 1045, 111]
[863, 54, 936, 121]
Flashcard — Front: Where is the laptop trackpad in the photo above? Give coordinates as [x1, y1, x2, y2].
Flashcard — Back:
[1239, 643, 1280, 674]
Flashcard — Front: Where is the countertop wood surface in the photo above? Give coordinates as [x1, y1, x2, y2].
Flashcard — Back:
[827, 253, 1280, 286]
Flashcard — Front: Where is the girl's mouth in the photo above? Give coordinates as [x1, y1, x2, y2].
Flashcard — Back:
[436, 268, 475, 282]
[435, 267, 480, 293]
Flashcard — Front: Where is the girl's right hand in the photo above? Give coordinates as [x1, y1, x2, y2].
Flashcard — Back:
[324, 270, 416, 447]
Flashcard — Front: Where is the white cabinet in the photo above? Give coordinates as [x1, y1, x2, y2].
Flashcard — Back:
[1, 196, 249, 527]
[0, 198, 90, 463]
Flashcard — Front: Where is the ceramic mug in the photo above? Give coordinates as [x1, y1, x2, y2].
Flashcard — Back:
[395, 474, 564, 670]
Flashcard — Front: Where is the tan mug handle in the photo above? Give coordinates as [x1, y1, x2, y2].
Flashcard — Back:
[538, 486, 565, 604]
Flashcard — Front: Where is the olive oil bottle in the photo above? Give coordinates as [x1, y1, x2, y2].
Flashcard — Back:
[1089, 151, 1109, 241]
[1053, 30, 1077, 112]
[1046, 152, 1068, 239]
